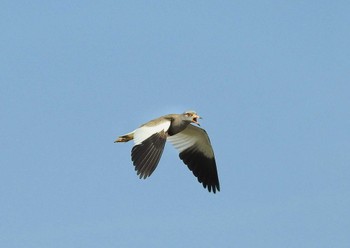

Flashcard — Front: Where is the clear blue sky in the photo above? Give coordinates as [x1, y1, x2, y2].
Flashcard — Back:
[1, 1, 349, 247]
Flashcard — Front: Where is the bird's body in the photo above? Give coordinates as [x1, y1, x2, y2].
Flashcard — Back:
[115, 111, 220, 193]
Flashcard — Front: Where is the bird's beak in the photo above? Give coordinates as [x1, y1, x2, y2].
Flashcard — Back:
[192, 114, 202, 126]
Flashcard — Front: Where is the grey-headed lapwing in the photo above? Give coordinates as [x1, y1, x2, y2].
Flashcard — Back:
[115, 111, 220, 193]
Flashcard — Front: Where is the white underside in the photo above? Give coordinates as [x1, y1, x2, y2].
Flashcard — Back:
[131, 120, 214, 159]
[168, 124, 214, 158]
[133, 120, 171, 145]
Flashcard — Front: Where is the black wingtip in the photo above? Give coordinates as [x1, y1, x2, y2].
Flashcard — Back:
[131, 131, 167, 179]
[179, 147, 220, 194]
[203, 182, 220, 194]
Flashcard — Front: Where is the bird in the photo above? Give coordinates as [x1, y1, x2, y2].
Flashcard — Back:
[114, 110, 220, 193]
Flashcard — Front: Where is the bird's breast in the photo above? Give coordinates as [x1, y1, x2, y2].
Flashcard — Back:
[167, 122, 189, 136]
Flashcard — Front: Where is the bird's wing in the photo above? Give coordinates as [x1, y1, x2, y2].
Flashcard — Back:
[168, 124, 220, 193]
[133, 119, 171, 145]
[131, 119, 171, 179]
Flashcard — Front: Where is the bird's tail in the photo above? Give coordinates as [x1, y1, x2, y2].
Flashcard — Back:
[114, 131, 135, 143]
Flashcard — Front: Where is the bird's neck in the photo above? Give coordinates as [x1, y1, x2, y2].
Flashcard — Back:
[167, 119, 191, 136]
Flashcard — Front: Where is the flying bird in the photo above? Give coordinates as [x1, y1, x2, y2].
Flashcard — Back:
[115, 111, 220, 193]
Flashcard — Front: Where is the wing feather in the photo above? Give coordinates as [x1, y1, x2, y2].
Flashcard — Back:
[131, 130, 167, 179]
[168, 125, 220, 193]
[133, 119, 171, 145]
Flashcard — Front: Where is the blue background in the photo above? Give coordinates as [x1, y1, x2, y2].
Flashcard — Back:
[1, 1, 349, 247]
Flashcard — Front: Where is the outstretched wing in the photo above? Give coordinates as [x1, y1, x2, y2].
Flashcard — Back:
[131, 119, 171, 179]
[168, 124, 220, 193]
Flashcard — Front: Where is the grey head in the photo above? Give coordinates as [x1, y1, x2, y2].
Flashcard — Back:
[181, 110, 201, 126]
[166, 110, 201, 136]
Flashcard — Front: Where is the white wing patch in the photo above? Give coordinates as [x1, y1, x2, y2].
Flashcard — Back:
[168, 124, 214, 158]
[168, 133, 196, 153]
[133, 120, 171, 145]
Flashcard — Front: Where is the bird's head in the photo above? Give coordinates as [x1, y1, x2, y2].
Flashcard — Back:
[183, 110, 201, 126]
